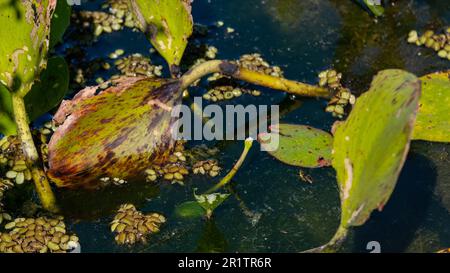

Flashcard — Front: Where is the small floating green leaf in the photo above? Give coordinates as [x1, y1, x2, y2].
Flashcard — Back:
[194, 190, 230, 217]
[174, 201, 206, 219]
[258, 124, 333, 168]
[324, 69, 421, 252]
[413, 71, 450, 143]
[360, 0, 384, 17]
[131, 0, 193, 71]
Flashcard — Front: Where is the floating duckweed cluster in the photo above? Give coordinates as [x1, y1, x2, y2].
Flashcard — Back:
[407, 28, 450, 60]
[318, 69, 356, 119]
[72, 0, 137, 38]
[0, 216, 79, 253]
[145, 141, 190, 184]
[145, 163, 190, 184]
[103, 0, 137, 29]
[111, 204, 165, 245]
[0, 136, 32, 185]
[114, 54, 163, 78]
[203, 53, 283, 101]
[192, 160, 222, 178]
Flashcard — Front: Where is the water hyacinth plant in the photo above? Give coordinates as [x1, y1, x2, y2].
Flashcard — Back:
[0, 0, 449, 254]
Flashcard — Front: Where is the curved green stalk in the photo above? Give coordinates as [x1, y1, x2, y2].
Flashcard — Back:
[181, 60, 331, 98]
[11, 93, 58, 213]
[206, 138, 254, 194]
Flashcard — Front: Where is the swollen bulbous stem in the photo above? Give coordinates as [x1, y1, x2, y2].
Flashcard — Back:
[11, 93, 58, 213]
[180, 60, 331, 98]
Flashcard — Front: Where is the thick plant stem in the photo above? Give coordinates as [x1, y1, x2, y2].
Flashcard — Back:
[11, 94, 58, 213]
[206, 138, 253, 194]
[180, 60, 331, 98]
[303, 225, 348, 253]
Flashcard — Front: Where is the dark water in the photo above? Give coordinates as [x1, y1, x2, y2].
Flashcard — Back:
[10, 0, 450, 253]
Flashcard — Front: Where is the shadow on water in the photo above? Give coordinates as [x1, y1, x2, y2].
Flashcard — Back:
[351, 152, 438, 253]
[55, 181, 160, 220]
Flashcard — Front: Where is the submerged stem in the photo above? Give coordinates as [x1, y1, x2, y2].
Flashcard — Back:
[180, 60, 331, 98]
[11, 94, 58, 213]
[206, 138, 253, 194]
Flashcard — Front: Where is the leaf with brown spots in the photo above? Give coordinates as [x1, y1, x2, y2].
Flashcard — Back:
[47, 77, 183, 188]
[0, 0, 56, 94]
[308, 69, 421, 253]
[258, 124, 332, 168]
[333, 69, 420, 228]
[413, 70, 450, 143]
[131, 0, 193, 72]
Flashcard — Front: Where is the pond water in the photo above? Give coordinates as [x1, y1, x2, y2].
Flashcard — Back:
[5, 0, 450, 253]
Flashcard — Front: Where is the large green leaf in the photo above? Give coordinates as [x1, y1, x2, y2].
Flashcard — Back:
[333, 69, 420, 228]
[0, 84, 15, 135]
[47, 77, 183, 188]
[413, 71, 450, 143]
[0, 0, 56, 94]
[24, 56, 69, 121]
[50, 0, 71, 48]
[0, 56, 69, 135]
[258, 124, 333, 168]
[131, 0, 193, 71]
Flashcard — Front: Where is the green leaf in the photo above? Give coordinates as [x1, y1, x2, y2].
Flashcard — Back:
[258, 124, 333, 168]
[24, 56, 69, 121]
[333, 69, 420, 228]
[174, 201, 206, 218]
[131, 0, 193, 71]
[194, 189, 230, 216]
[50, 0, 71, 48]
[47, 77, 183, 188]
[361, 0, 384, 16]
[413, 71, 450, 143]
[0, 0, 56, 94]
[0, 84, 15, 135]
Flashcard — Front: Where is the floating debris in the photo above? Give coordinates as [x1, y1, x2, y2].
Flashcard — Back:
[407, 27, 450, 61]
[0, 216, 79, 253]
[299, 170, 313, 184]
[111, 204, 165, 245]
[318, 69, 356, 119]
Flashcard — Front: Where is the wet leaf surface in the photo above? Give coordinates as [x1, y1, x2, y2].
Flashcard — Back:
[413, 71, 450, 143]
[24, 56, 69, 121]
[131, 0, 193, 70]
[174, 201, 205, 219]
[48, 77, 183, 188]
[0, 0, 56, 93]
[332, 69, 421, 228]
[50, 0, 71, 48]
[258, 123, 333, 168]
[0, 84, 15, 135]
